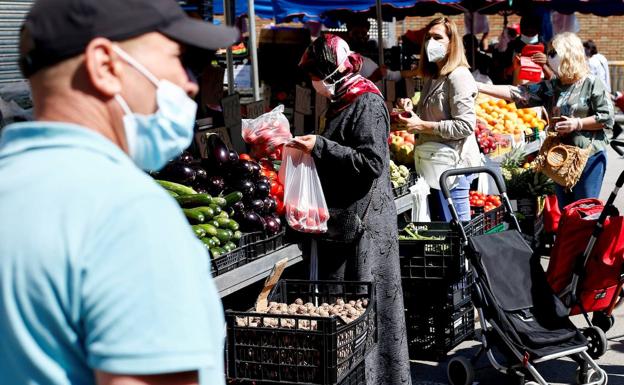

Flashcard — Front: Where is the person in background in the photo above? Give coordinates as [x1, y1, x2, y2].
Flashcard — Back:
[292, 34, 411, 385]
[346, 17, 418, 82]
[584, 40, 611, 93]
[477, 32, 614, 209]
[0, 0, 238, 384]
[396, 17, 481, 222]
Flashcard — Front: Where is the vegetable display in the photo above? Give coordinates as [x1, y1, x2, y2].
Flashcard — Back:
[500, 147, 555, 199]
[469, 191, 502, 213]
[388, 129, 415, 166]
[390, 160, 410, 189]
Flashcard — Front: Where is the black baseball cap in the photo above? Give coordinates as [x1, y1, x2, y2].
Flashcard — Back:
[20, 0, 239, 77]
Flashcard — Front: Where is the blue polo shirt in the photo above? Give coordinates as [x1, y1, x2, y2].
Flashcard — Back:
[0, 122, 225, 385]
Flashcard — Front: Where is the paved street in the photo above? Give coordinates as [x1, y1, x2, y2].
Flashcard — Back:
[411, 143, 624, 384]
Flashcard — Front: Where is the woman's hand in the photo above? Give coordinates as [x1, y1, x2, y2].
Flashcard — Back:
[397, 111, 427, 133]
[531, 52, 548, 67]
[555, 116, 583, 134]
[397, 98, 414, 112]
[287, 135, 317, 154]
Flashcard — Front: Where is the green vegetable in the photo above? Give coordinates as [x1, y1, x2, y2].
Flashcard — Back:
[191, 225, 207, 238]
[211, 247, 226, 258]
[216, 229, 232, 243]
[209, 204, 222, 215]
[175, 194, 213, 208]
[216, 217, 231, 228]
[209, 220, 220, 228]
[183, 208, 205, 223]
[223, 191, 243, 206]
[232, 231, 243, 241]
[196, 224, 218, 237]
[194, 206, 215, 219]
[223, 241, 237, 252]
[227, 220, 240, 231]
[166, 190, 179, 198]
[156, 180, 197, 196]
[215, 211, 229, 219]
[210, 236, 221, 247]
[200, 238, 213, 248]
[211, 196, 228, 208]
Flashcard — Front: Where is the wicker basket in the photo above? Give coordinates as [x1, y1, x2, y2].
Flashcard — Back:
[536, 134, 591, 190]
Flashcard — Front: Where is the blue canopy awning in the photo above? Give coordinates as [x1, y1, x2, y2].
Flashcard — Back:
[211, 0, 275, 18]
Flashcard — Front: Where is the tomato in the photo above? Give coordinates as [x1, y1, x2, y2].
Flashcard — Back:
[260, 159, 275, 171]
[275, 184, 284, 200]
[239, 153, 252, 161]
[474, 199, 485, 207]
[275, 199, 285, 216]
[318, 207, 329, 223]
[270, 180, 280, 196]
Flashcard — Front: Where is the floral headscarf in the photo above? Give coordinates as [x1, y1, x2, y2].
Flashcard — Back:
[299, 34, 381, 116]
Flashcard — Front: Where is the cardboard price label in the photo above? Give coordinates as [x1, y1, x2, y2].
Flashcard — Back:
[295, 85, 312, 115]
[244, 100, 265, 119]
[195, 128, 234, 159]
[221, 94, 246, 153]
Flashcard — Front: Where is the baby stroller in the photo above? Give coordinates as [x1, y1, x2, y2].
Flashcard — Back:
[441, 167, 607, 385]
[545, 169, 624, 342]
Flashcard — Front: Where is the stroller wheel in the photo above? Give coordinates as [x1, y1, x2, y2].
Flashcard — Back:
[447, 356, 475, 385]
[592, 311, 615, 333]
[575, 368, 607, 384]
[582, 326, 608, 359]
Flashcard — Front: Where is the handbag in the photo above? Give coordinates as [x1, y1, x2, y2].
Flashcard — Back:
[413, 141, 461, 190]
[323, 181, 376, 244]
[535, 132, 591, 191]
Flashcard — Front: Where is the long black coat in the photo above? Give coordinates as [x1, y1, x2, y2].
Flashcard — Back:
[311, 92, 411, 385]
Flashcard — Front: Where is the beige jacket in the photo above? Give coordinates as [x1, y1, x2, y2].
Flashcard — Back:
[416, 66, 481, 168]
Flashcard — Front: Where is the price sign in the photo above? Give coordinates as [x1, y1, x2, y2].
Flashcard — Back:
[295, 85, 312, 115]
[195, 128, 234, 159]
[221, 94, 246, 152]
[294, 112, 305, 136]
[244, 100, 265, 119]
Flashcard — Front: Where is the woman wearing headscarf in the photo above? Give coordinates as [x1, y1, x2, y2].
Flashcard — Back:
[289, 34, 411, 385]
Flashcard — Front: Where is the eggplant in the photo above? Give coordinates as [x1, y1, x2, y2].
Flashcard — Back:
[228, 150, 239, 163]
[178, 151, 195, 164]
[230, 201, 246, 216]
[230, 160, 255, 179]
[257, 176, 271, 186]
[248, 199, 265, 213]
[236, 179, 255, 200]
[272, 214, 282, 226]
[239, 211, 266, 232]
[192, 184, 209, 195]
[255, 181, 270, 199]
[206, 176, 225, 195]
[160, 162, 196, 185]
[249, 162, 262, 180]
[263, 215, 281, 235]
[206, 135, 231, 167]
[194, 167, 208, 181]
[263, 197, 277, 214]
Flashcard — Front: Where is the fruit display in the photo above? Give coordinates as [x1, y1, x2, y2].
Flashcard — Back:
[500, 147, 555, 199]
[242, 105, 291, 160]
[475, 120, 511, 155]
[390, 160, 411, 189]
[235, 297, 369, 329]
[153, 135, 284, 240]
[476, 94, 547, 140]
[469, 191, 502, 213]
[389, 129, 415, 166]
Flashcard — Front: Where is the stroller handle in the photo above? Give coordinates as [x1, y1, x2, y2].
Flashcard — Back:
[611, 140, 624, 157]
[439, 167, 507, 200]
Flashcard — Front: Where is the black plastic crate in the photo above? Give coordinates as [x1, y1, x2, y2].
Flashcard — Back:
[226, 280, 377, 385]
[406, 303, 475, 361]
[402, 271, 474, 310]
[230, 361, 366, 385]
[392, 171, 418, 199]
[246, 229, 287, 261]
[399, 206, 504, 280]
[212, 246, 247, 276]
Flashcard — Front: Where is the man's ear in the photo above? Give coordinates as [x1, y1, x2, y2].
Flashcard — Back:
[84, 38, 123, 97]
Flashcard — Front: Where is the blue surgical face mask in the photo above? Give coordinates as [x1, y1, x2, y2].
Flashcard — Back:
[113, 45, 197, 171]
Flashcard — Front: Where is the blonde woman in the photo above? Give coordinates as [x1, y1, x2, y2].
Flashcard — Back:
[478, 32, 614, 209]
[397, 17, 481, 221]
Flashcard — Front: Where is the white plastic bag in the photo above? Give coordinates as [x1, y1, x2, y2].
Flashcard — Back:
[241, 105, 292, 159]
[414, 141, 460, 190]
[410, 178, 431, 222]
[278, 146, 329, 233]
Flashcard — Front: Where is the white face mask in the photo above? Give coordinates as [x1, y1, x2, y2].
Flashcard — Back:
[112, 45, 197, 172]
[313, 58, 352, 98]
[520, 34, 539, 45]
[425, 39, 448, 63]
[548, 53, 562, 76]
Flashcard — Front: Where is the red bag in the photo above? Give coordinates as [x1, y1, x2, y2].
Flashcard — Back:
[518, 44, 544, 82]
[543, 194, 561, 234]
[546, 199, 624, 314]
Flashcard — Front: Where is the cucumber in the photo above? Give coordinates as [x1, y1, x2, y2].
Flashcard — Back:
[175, 194, 213, 208]
[224, 191, 243, 206]
[200, 237, 212, 247]
[227, 220, 240, 231]
[209, 220, 220, 228]
[215, 211, 229, 219]
[183, 208, 205, 223]
[210, 236, 221, 247]
[224, 241, 237, 252]
[216, 229, 232, 243]
[209, 204, 222, 215]
[211, 247, 225, 258]
[195, 206, 215, 219]
[211, 196, 228, 208]
[156, 180, 197, 196]
[232, 230, 243, 241]
[191, 225, 207, 238]
[197, 224, 218, 237]
[216, 217, 231, 228]
[166, 190, 179, 198]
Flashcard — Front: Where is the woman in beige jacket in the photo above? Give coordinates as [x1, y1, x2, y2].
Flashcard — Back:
[397, 17, 481, 221]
